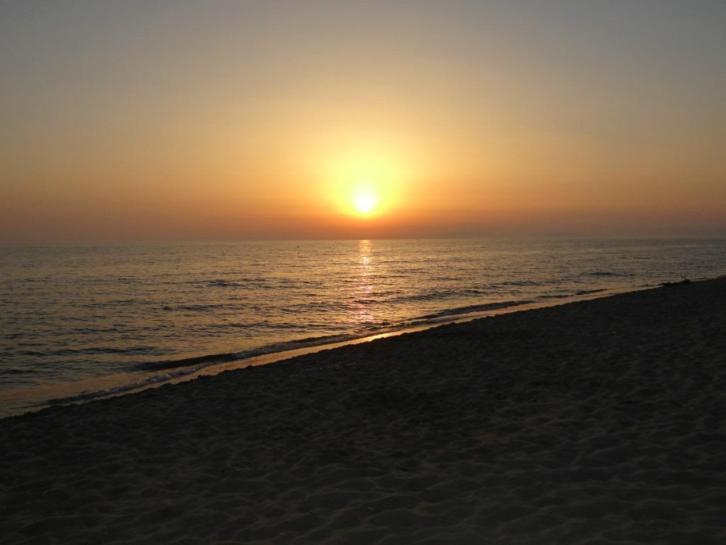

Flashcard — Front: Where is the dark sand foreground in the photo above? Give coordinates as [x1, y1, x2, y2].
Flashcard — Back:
[2, 279, 725, 544]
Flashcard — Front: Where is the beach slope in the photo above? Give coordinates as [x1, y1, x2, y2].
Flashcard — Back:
[1, 278, 725, 544]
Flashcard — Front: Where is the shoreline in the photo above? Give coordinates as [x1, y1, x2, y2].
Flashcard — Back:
[1, 276, 725, 543]
[2, 284, 648, 419]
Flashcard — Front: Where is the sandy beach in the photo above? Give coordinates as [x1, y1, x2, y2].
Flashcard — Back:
[1, 278, 725, 544]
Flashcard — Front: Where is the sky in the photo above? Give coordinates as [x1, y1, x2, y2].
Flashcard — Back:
[2, 0, 725, 241]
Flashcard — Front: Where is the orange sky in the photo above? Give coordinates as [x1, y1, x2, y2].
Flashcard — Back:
[2, 1, 725, 241]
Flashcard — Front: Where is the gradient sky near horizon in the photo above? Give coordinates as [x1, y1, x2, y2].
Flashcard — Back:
[2, 0, 725, 241]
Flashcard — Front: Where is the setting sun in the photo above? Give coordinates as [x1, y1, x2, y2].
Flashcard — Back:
[316, 146, 412, 223]
[352, 187, 379, 216]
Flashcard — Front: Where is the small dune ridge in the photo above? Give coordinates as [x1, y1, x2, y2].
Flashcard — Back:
[1, 277, 725, 544]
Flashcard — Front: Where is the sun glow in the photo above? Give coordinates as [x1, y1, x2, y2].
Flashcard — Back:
[316, 145, 415, 220]
[352, 186, 380, 215]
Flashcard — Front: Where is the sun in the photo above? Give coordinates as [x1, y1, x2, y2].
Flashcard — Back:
[319, 153, 405, 218]
[352, 188, 379, 215]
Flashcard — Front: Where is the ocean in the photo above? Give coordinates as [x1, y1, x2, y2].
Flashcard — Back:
[2, 238, 725, 417]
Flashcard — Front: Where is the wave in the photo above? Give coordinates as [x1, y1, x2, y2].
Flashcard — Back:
[583, 271, 633, 278]
[411, 299, 532, 322]
[0, 368, 37, 375]
[393, 288, 488, 304]
[393, 282, 543, 305]
[135, 333, 358, 372]
[45, 369, 201, 407]
[17, 346, 159, 357]
[161, 303, 222, 312]
[536, 287, 608, 300]
[495, 280, 543, 287]
[208, 321, 304, 331]
[188, 278, 324, 289]
[205, 279, 245, 288]
[575, 288, 607, 295]
[82, 299, 137, 308]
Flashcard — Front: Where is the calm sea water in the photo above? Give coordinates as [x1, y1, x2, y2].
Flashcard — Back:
[2, 238, 725, 416]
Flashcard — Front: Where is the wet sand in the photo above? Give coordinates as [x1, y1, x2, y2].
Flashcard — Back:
[1, 277, 725, 544]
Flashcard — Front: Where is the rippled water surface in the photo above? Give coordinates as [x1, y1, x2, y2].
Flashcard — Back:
[2, 238, 725, 415]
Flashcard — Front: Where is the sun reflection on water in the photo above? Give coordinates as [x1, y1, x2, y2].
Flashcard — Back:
[354, 240, 375, 328]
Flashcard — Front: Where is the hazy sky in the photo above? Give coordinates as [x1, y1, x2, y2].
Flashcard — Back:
[2, 0, 725, 241]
